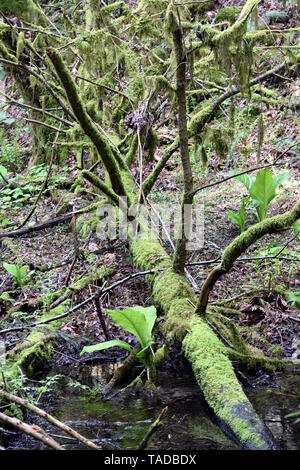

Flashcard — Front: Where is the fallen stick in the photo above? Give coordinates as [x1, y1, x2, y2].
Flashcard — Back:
[0, 390, 101, 450]
[137, 406, 168, 450]
[0, 213, 73, 240]
[0, 411, 64, 450]
[0, 203, 98, 240]
[0, 294, 95, 334]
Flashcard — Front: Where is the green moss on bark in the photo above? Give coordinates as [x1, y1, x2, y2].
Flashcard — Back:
[129, 231, 275, 449]
[222, 201, 300, 272]
[182, 320, 274, 449]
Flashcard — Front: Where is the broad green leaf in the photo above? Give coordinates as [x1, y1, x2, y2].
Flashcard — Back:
[108, 307, 149, 348]
[131, 305, 157, 337]
[250, 169, 276, 220]
[80, 340, 134, 356]
[235, 173, 254, 192]
[0, 165, 8, 179]
[227, 199, 246, 233]
[286, 292, 300, 309]
[135, 340, 155, 361]
[3, 262, 17, 277]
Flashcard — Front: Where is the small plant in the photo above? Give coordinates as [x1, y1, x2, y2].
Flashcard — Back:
[285, 406, 300, 424]
[227, 197, 247, 233]
[229, 169, 290, 228]
[3, 262, 28, 287]
[239, 168, 290, 221]
[0, 185, 33, 208]
[35, 374, 63, 402]
[286, 292, 300, 309]
[0, 164, 8, 183]
[81, 305, 157, 379]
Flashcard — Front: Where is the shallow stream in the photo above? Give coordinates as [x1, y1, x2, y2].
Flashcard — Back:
[5, 362, 300, 450]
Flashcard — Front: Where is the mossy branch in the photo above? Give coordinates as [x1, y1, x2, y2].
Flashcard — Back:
[47, 47, 127, 196]
[213, 0, 260, 43]
[222, 201, 300, 271]
[142, 56, 294, 196]
[82, 170, 127, 212]
[196, 200, 300, 315]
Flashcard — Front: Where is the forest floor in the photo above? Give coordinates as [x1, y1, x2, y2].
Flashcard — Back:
[0, 118, 299, 367]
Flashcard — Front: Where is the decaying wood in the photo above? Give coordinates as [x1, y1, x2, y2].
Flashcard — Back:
[0, 411, 64, 450]
[0, 213, 73, 240]
[0, 390, 101, 450]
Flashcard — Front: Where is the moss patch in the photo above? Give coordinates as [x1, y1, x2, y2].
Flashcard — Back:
[129, 230, 275, 449]
[182, 320, 274, 449]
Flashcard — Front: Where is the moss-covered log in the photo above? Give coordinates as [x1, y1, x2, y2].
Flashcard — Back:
[0, 268, 110, 387]
[129, 230, 275, 449]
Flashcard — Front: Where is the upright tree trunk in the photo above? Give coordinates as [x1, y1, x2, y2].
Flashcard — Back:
[172, 15, 194, 274]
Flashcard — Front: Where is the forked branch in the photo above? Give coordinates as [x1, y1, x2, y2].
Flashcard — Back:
[196, 201, 300, 315]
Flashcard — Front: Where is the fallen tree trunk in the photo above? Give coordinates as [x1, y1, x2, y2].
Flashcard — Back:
[0, 203, 100, 240]
[0, 213, 73, 240]
[129, 230, 276, 450]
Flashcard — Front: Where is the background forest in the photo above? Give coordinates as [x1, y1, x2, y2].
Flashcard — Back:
[0, 0, 299, 452]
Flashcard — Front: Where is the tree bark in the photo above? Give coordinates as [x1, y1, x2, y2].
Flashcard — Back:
[172, 17, 194, 274]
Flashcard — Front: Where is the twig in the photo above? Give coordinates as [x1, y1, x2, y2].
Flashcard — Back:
[288, 316, 300, 324]
[0, 91, 73, 127]
[0, 270, 158, 334]
[137, 407, 168, 450]
[211, 289, 258, 305]
[65, 213, 79, 286]
[64, 256, 77, 287]
[0, 411, 64, 450]
[17, 127, 61, 230]
[0, 390, 101, 450]
[36, 1, 61, 35]
[94, 296, 110, 340]
[186, 257, 221, 267]
[192, 159, 289, 196]
[0, 295, 94, 334]
[76, 74, 131, 102]
[0, 57, 76, 121]
[24, 118, 68, 133]
[144, 59, 298, 196]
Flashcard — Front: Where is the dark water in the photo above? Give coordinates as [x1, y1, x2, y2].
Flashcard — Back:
[43, 367, 239, 451]
[4, 364, 300, 450]
[247, 372, 300, 450]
